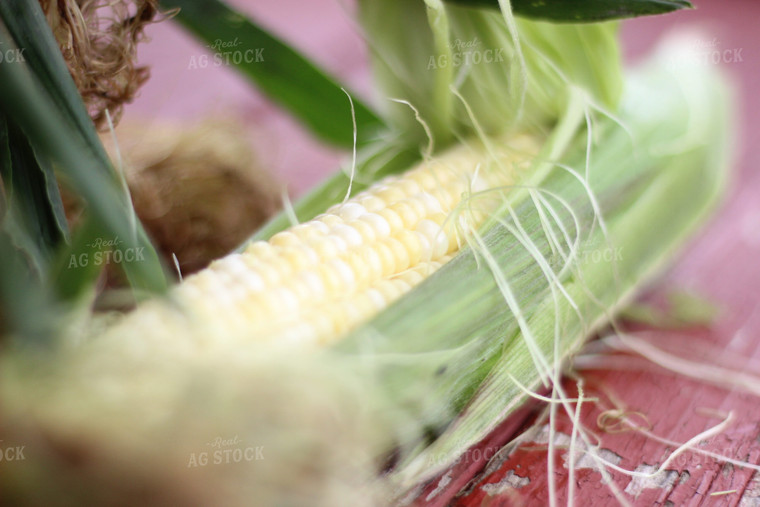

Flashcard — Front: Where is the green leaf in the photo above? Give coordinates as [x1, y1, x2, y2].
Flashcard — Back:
[0, 230, 59, 347]
[358, 0, 623, 146]
[0, 4, 168, 295]
[0, 0, 110, 167]
[0, 113, 68, 276]
[667, 290, 721, 326]
[446, 0, 693, 22]
[620, 290, 722, 328]
[160, 0, 386, 148]
[50, 216, 107, 303]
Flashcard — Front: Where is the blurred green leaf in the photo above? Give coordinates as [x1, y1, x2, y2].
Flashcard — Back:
[668, 290, 721, 326]
[160, 0, 386, 148]
[0, 0, 110, 166]
[447, 0, 693, 22]
[621, 290, 722, 328]
[0, 230, 59, 347]
[50, 216, 107, 302]
[0, 3, 169, 297]
[0, 113, 68, 276]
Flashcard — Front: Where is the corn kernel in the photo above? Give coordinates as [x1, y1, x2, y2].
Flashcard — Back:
[270, 231, 301, 248]
[338, 202, 367, 221]
[396, 230, 423, 267]
[377, 208, 404, 235]
[388, 201, 419, 229]
[359, 213, 392, 239]
[331, 223, 364, 249]
[348, 219, 377, 244]
[360, 195, 386, 213]
[416, 219, 449, 260]
[376, 185, 406, 204]
[383, 237, 410, 273]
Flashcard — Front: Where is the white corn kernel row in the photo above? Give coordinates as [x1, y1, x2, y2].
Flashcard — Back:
[111, 136, 537, 350]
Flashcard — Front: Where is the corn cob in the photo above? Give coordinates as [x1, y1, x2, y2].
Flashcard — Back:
[0, 39, 732, 507]
[108, 135, 538, 351]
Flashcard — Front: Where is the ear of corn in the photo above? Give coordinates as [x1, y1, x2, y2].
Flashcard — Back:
[70, 36, 731, 492]
[105, 135, 539, 351]
[0, 5, 733, 506]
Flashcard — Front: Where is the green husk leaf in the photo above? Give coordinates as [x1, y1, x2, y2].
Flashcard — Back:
[0, 0, 110, 166]
[0, 113, 68, 277]
[335, 35, 732, 487]
[160, 0, 386, 149]
[358, 0, 622, 146]
[448, 0, 693, 23]
[0, 231, 60, 346]
[0, 7, 168, 299]
[49, 217, 107, 302]
[667, 290, 721, 326]
[618, 301, 665, 326]
[620, 290, 722, 328]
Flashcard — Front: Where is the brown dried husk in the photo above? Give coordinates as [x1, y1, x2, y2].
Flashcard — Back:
[39, 0, 167, 129]
[97, 117, 281, 276]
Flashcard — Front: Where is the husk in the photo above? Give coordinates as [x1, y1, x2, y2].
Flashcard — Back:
[39, 0, 167, 129]
[97, 117, 281, 275]
[358, 0, 622, 144]
[365, 37, 733, 490]
[0, 346, 396, 506]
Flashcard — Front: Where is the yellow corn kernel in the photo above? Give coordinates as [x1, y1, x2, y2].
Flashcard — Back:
[317, 213, 343, 227]
[357, 213, 392, 240]
[377, 208, 405, 235]
[387, 201, 420, 229]
[106, 136, 537, 351]
[359, 195, 386, 213]
[347, 219, 377, 244]
[383, 237, 411, 273]
[270, 231, 301, 248]
[375, 185, 406, 204]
